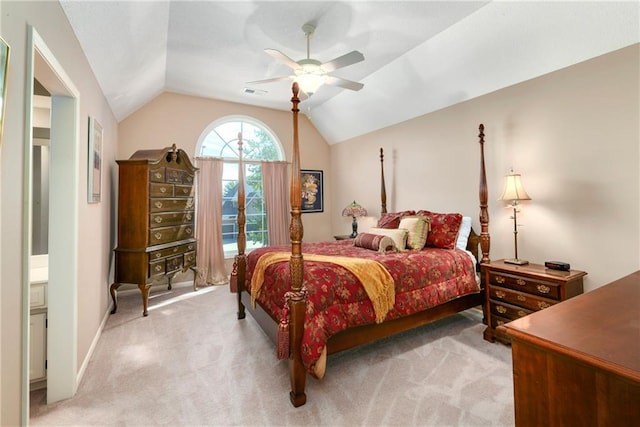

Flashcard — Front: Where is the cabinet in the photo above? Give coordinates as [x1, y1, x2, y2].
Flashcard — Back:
[30, 255, 48, 389]
[111, 145, 198, 316]
[498, 271, 640, 426]
[482, 260, 586, 343]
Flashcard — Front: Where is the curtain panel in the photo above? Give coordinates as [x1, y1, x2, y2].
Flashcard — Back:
[262, 161, 290, 246]
[195, 157, 228, 286]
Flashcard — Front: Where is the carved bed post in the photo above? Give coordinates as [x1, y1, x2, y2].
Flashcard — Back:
[288, 82, 307, 407]
[380, 148, 387, 214]
[236, 133, 246, 319]
[478, 124, 490, 263]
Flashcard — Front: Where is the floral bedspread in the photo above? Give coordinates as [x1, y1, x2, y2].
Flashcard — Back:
[245, 240, 479, 376]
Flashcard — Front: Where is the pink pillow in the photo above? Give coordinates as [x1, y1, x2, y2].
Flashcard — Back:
[354, 232, 397, 253]
[376, 210, 416, 229]
[417, 210, 463, 249]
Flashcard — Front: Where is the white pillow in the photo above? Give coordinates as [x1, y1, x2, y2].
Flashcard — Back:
[368, 227, 409, 251]
[456, 216, 472, 251]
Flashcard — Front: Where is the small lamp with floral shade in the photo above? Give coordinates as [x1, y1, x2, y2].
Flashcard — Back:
[342, 201, 368, 238]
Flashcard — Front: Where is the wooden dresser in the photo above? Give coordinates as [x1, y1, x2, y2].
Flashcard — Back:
[482, 260, 586, 343]
[111, 145, 198, 316]
[499, 271, 640, 426]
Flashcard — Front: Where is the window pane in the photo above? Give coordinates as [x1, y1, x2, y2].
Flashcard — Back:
[198, 117, 283, 257]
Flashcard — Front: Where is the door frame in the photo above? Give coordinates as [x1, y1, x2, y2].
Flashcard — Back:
[23, 26, 80, 419]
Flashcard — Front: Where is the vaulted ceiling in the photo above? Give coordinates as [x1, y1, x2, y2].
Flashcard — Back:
[60, 1, 638, 144]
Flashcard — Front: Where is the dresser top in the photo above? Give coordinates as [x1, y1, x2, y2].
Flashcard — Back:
[117, 145, 197, 173]
[484, 259, 587, 282]
[502, 271, 640, 380]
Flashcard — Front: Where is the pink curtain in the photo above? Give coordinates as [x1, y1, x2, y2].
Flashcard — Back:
[262, 161, 290, 246]
[195, 157, 227, 286]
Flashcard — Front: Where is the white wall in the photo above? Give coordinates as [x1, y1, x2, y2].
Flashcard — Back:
[331, 44, 640, 291]
[1, 1, 117, 424]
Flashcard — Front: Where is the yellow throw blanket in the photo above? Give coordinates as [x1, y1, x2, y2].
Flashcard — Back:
[250, 252, 395, 323]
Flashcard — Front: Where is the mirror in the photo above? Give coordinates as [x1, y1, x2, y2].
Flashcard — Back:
[32, 82, 51, 255]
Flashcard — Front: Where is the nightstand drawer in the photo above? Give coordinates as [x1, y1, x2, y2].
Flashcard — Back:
[483, 260, 586, 344]
[490, 271, 561, 300]
[490, 286, 556, 312]
[490, 314, 512, 330]
[490, 299, 532, 321]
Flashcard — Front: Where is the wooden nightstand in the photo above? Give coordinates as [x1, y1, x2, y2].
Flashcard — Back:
[482, 260, 587, 344]
[333, 235, 353, 241]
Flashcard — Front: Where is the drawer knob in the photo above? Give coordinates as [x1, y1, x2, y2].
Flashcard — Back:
[154, 172, 162, 179]
[186, 227, 192, 235]
[160, 186, 167, 193]
[187, 200, 194, 209]
[155, 265, 162, 272]
[495, 275, 505, 284]
[537, 284, 551, 294]
[186, 213, 192, 221]
[496, 320, 505, 327]
[516, 278, 526, 286]
[188, 245, 194, 250]
[496, 305, 507, 314]
[155, 201, 163, 209]
[155, 253, 161, 259]
[538, 301, 551, 310]
[517, 295, 527, 302]
[154, 232, 162, 240]
[154, 216, 162, 224]
[517, 310, 527, 317]
[182, 188, 189, 194]
[495, 290, 506, 299]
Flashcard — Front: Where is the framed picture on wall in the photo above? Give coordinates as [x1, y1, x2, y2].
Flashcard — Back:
[0, 36, 10, 146]
[301, 169, 323, 213]
[88, 116, 103, 203]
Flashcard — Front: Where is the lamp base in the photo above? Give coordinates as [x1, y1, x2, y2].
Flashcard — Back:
[504, 258, 529, 265]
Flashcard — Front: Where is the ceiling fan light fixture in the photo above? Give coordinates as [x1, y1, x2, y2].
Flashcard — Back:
[295, 73, 325, 95]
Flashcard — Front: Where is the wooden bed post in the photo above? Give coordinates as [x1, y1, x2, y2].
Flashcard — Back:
[478, 124, 490, 264]
[380, 148, 387, 214]
[236, 133, 246, 319]
[288, 82, 307, 407]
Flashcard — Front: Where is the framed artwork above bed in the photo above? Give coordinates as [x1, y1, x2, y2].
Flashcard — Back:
[301, 169, 323, 213]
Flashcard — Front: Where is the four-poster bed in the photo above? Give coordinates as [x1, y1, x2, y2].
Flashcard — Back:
[235, 82, 490, 407]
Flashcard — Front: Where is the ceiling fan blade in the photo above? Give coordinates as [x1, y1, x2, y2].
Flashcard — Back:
[264, 49, 300, 70]
[321, 51, 364, 72]
[324, 75, 364, 91]
[246, 76, 293, 85]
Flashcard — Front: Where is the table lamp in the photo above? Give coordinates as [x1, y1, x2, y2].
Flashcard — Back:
[342, 201, 367, 238]
[499, 169, 531, 265]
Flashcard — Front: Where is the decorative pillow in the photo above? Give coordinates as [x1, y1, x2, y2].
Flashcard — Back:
[376, 210, 416, 229]
[398, 216, 430, 250]
[456, 216, 473, 251]
[417, 210, 463, 250]
[368, 227, 409, 251]
[354, 232, 398, 253]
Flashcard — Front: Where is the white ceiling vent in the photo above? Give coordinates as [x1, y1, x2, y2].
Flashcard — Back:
[243, 87, 268, 96]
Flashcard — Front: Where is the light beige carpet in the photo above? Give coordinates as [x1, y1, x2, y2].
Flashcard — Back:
[30, 283, 514, 426]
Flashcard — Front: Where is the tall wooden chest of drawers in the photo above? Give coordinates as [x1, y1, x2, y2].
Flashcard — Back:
[111, 145, 198, 316]
[482, 260, 586, 343]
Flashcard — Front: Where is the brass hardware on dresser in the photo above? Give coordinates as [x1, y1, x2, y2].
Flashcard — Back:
[111, 145, 198, 317]
[482, 260, 587, 344]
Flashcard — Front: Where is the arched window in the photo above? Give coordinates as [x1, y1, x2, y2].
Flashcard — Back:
[197, 116, 284, 257]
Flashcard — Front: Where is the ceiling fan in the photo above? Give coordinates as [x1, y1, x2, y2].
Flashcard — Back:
[247, 23, 365, 96]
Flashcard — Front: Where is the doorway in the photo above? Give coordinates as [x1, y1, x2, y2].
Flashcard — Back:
[23, 27, 80, 420]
